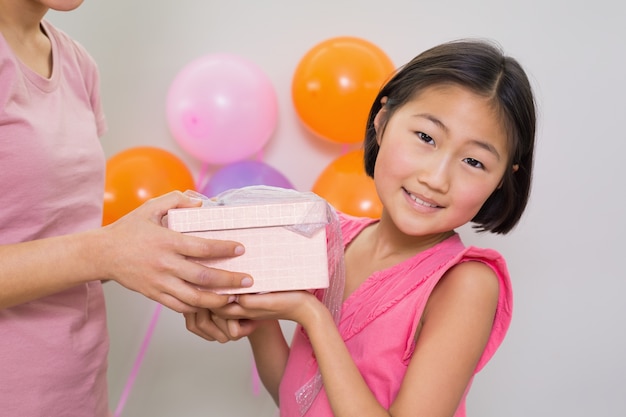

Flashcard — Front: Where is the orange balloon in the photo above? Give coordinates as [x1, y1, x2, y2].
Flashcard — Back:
[292, 36, 395, 144]
[312, 150, 382, 218]
[102, 146, 196, 226]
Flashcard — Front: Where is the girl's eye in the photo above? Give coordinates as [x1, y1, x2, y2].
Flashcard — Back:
[416, 132, 434, 144]
[463, 157, 484, 169]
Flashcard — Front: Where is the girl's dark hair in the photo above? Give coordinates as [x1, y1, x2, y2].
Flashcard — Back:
[364, 39, 536, 234]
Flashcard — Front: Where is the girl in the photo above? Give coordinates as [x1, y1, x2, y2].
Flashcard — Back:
[187, 38, 536, 417]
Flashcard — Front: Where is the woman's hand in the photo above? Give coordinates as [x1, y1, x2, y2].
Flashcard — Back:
[0, 190, 254, 310]
[184, 308, 262, 342]
[96, 191, 254, 313]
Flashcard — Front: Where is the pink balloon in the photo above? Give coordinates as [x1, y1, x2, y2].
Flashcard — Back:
[166, 54, 278, 165]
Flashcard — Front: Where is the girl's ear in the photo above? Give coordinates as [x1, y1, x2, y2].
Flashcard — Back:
[374, 97, 388, 144]
[497, 164, 520, 189]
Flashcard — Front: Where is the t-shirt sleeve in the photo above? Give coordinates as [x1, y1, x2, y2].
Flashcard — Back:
[56, 29, 107, 138]
[74, 41, 107, 138]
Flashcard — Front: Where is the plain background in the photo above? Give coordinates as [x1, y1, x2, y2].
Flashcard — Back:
[47, 1, 625, 416]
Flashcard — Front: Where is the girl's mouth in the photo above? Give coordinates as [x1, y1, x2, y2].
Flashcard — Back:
[403, 188, 441, 208]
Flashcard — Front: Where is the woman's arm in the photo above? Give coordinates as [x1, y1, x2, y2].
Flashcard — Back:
[0, 191, 252, 312]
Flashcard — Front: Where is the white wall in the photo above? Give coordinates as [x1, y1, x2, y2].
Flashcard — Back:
[49, 1, 626, 416]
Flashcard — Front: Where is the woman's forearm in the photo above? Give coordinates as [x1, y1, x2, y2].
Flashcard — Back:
[0, 230, 101, 309]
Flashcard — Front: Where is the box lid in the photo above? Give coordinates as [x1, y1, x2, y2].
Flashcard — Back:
[167, 199, 329, 233]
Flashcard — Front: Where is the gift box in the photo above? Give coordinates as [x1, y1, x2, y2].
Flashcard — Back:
[167, 189, 330, 294]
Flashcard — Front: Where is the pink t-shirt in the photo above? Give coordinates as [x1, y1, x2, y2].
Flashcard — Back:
[279, 213, 513, 417]
[0, 20, 110, 416]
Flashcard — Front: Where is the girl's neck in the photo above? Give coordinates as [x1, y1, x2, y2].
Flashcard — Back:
[369, 213, 455, 260]
[342, 215, 455, 301]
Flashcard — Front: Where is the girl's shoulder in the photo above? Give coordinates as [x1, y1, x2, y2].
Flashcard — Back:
[448, 244, 513, 372]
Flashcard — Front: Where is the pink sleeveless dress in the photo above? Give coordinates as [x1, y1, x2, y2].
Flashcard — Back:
[278, 213, 513, 416]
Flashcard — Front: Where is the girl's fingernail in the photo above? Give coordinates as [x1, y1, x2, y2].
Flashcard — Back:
[241, 277, 253, 287]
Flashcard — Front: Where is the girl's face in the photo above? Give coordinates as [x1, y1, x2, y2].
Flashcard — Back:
[373, 84, 510, 237]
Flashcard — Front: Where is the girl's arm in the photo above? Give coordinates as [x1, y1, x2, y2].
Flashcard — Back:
[212, 259, 499, 417]
[389, 261, 500, 417]
[247, 320, 290, 404]
[213, 291, 389, 415]
[298, 294, 389, 416]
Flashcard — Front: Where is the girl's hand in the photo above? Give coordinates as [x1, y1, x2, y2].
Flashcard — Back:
[213, 290, 322, 325]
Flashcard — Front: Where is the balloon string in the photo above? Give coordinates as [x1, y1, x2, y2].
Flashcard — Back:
[251, 360, 261, 396]
[114, 303, 162, 417]
[195, 163, 210, 191]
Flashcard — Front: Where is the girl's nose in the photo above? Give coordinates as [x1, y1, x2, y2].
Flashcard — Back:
[417, 153, 451, 193]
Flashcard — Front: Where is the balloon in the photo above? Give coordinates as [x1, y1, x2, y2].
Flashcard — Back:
[312, 150, 382, 218]
[103, 146, 196, 226]
[292, 36, 395, 144]
[166, 54, 278, 165]
[201, 160, 294, 197]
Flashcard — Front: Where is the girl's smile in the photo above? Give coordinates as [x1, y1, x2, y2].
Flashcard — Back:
[403, 187, 442, 210]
